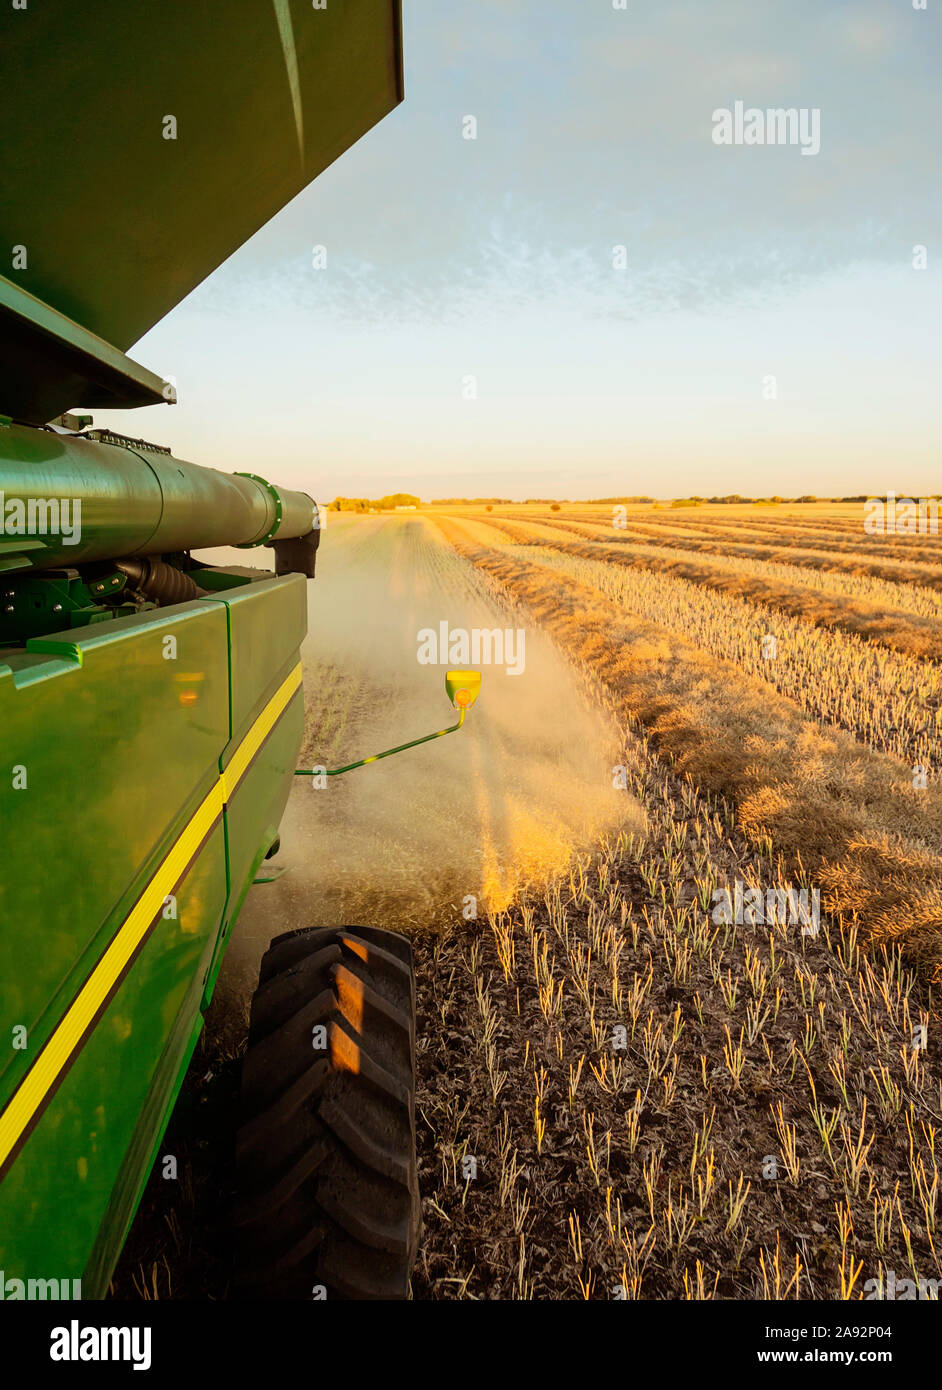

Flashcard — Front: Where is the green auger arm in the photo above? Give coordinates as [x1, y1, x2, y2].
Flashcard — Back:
[294, 670, 482, 777]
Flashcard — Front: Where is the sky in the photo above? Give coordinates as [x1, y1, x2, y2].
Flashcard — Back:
[94, 0, 942, 502]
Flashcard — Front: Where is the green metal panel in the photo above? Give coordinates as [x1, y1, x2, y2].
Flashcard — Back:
[0, 0, 403, 350]
[0, 602, 231, 1289]
[203, 575, 307, 1003]
[218, 574, 307, 742]
[0, 0, 396, 1298]
[0, 605, 230, 1085]
[0, 824, 229, 1295]
[0, 574, 309, 1294]
[0, 275, 171, 425]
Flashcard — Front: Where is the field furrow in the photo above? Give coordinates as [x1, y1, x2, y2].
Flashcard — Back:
[432, 514, 942, 982]
[492, 514, 942, 620]
[446, 517, 942, 771]
[616, 512, 942, 565]
[520, 513, 942, 589]
[470, 515, 942, 659]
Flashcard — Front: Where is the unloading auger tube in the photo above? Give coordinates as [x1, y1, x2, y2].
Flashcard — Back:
[0, 422, 321, 576]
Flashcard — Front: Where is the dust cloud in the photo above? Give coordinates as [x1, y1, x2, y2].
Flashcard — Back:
[205, 516, 641, 1016]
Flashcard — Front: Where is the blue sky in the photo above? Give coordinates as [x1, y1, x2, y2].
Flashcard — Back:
[96, 0, 941, 500]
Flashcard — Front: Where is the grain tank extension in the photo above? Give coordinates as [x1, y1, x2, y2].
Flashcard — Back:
[0, 1, 435, 1300]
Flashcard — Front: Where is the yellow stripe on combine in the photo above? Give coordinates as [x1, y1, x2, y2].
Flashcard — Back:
[221, 663, 302, 798]
[0, 661, 303, 1174]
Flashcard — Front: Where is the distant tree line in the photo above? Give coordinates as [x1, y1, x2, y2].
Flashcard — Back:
[664, 495, 876, 505]
[330, 492, 937, 513]
[667, 494, 816, 506]
[591, 494, 940, 505]
[591, 495, 874, 506]
[328, 494, 421, 512]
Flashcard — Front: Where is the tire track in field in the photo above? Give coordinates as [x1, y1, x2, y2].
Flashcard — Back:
[213, 514, 640, 1014]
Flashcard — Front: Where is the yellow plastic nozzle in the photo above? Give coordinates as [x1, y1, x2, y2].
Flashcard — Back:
[445, 670, 481, 709]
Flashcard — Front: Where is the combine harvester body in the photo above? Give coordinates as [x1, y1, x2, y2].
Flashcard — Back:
[0, 1, 419, 1298]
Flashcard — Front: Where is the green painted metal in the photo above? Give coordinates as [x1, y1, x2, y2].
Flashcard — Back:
[294, 670, 482, 776]
[0, 0, 403, 419]
[0, 424, 318, 575]
[0, 574, 305, 1296]
[87, 1007, 207, 1295]
[0, 0, 406, 1303]
[0, 570, 141, 641]
[201, 575, 307, 1008]
[0, 602, 230, 1290]
[296, 707, 468, 778]
[0, 274, 173, 424]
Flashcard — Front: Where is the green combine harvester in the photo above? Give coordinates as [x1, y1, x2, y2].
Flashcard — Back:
[0, 0, 463, 1301]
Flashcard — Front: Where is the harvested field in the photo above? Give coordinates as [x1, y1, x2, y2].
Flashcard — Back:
[463, 514, 942, 662]
[508, 511, 942, 591]
[410, 502, 942, 1300]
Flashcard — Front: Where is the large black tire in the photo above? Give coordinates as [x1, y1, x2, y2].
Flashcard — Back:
[234, 925, 421, 1299]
